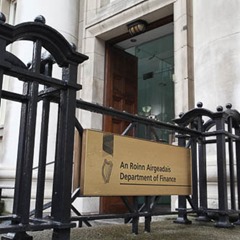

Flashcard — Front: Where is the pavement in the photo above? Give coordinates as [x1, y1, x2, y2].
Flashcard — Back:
[2, 215, 240, 240]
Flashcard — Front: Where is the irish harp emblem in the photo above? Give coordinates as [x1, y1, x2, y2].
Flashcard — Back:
[102, 134, 114, 183]
[102, 159, 113, 183]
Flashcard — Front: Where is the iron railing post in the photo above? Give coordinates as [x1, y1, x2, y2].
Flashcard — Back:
[51, 65, 78, 240]
[35, 60, 53, 219]
[0, 37, 6, 103]
[189, 137, 198, 211]
[144, 196, 151, 232]
[214, 109, 233, 228]
[227, 115, 236, 210]
[131, 197, 139, 234]
[174, 134, 191, 224]
[234, 127, 240, 225]
[197, 116, 210, 221]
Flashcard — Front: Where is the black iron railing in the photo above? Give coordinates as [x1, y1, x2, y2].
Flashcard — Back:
[0, 13, 240, 240]
[0, 13, 88, 240]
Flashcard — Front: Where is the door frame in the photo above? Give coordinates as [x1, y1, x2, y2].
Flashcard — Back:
[100, 16, 174, 214]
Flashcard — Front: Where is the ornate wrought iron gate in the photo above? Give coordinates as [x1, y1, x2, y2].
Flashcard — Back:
[0, 13, 88, 240]
[0, 13, 240, 240]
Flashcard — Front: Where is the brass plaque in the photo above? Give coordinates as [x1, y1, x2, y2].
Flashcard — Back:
[80, 130, 192, 196]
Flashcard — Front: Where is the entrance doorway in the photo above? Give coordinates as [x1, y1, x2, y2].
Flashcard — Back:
[101, 22, 174, 213]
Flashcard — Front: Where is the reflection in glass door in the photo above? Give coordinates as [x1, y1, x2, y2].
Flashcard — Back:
[126, 33, 174, 142]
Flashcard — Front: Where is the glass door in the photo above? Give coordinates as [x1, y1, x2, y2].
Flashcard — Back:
[125, 33, 174, 209]
[126, 33, 174, 142]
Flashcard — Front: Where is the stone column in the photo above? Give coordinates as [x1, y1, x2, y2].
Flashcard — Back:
[172, 0, 194, 211]
[194, 0, 240, 110]
[174, 0, 194, 115]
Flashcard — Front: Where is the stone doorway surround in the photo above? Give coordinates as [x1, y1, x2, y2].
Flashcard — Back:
[77, 0, 194, 213]
[78, 0, 194, 123]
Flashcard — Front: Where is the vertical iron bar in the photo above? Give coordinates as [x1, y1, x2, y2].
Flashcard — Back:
[135, 122, 140, 138]
[190, 137, 198, 211]
[215, 116, 232, 228]
[52, 229, 71, 240]
[19, 40, 41, 225]
[144, 196, 151, 232]
[12, 82, 29, 218]
[13, 40, 41, 221]
[0, 69, 3, 105]
[227, 116, 236, 210]
[197, 117, 209, 221]
[35, 61, 53, 218]
[132, 196, 139, 234]
[51, 65, 78, 240]
[0, 38, 6, 104]
[174, 134, 191, 224]
[145, 125, 151, 140]
[234, 127, 240, 224]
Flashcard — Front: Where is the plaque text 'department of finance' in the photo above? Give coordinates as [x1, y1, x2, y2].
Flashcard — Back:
[80, 130, 192, 196]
